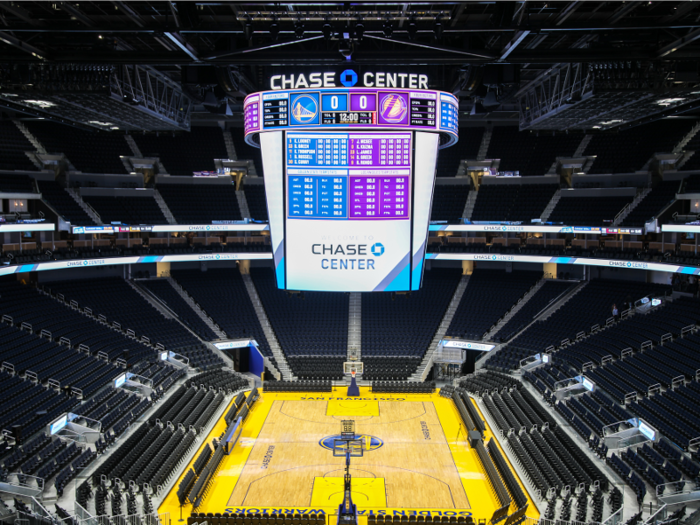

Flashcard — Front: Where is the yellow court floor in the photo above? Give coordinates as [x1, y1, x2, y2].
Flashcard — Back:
[159, 387, 539, 523]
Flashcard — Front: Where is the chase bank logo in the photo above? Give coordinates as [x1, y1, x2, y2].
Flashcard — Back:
[216, 254, 221, 260]
[627, 262, 632, 267]
[83, 260, 88, 266]
[340, 69, 358, 87]
[371, 243, 385, 256]
[492, 255, 497, 261]
[290, 93, 319, 125]
[319, 434, 383, 452]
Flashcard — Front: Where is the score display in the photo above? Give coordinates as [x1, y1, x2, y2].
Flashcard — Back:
[249, 85, 457, 292]
[245, 87, 458, 148]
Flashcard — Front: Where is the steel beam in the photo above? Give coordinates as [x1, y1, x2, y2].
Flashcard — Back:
[164, 32, 201, 62]
[0, 3, 44, 26]
[59, 3, 96, 28]
[500, 30, 531, 60]
[0, 31, 47, 59]
[657, 27, 700, 58]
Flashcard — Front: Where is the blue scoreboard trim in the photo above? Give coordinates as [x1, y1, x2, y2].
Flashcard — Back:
[245, 87, 459, 149]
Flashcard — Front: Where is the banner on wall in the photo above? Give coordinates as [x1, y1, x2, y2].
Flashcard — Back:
[429, 225, 643, 235]
[426, 252, 700, 275]
[2, 251, 700, 277]
[71, 223, 270, 234]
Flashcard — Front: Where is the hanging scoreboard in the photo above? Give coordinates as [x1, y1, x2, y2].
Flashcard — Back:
[245, 86, 459, 292]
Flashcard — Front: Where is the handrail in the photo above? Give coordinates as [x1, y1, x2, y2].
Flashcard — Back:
[613, 202, 630, 223]
[533, 281, 583, 321]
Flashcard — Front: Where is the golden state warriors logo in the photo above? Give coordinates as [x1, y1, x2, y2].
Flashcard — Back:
[319, 434, 383, 452]
[379, 93, 408, 124]
[290, 94, 319, 125]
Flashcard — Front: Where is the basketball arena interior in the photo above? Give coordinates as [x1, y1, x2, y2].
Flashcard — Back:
[2, 3, 700, 525]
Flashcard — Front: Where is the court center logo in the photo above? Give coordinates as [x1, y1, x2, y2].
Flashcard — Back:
[371, 243, 385, 257]
[319, 434, 383, 452]
[379, 93, 408, 123]
[290, 93, 319, 125]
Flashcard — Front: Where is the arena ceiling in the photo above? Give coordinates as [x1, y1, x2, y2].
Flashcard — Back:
[0, 1, 699, 131]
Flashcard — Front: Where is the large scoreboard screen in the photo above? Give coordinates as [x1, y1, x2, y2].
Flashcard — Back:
[245, 86, 457, 292]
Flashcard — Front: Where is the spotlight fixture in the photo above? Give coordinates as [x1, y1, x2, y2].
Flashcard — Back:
[322, 21, 333, 41]
[383, 20, 393, 38]
[433, 19, 443, 40]
[407, 17, 417, 41]
[355, 21, 364, 41]
[244, 16, 253, 41]
[339, 39, 353, 59]
[270, 18, 279, 42]
[295, 21, 305, 39]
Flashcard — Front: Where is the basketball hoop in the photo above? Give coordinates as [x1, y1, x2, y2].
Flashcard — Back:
[343, 361, 363, 377]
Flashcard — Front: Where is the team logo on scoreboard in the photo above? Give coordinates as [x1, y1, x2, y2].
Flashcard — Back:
[319, 434, 384, 452]
[290, 93, 320, 125]
[371, 243, 385, 257]
[379, 93, 408, 124]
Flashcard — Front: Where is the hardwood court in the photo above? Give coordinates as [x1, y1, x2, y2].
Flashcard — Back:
[159, 388, 540, 523]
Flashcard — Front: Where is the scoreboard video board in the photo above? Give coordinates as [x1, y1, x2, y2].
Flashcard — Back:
[245, 86, 458, 292]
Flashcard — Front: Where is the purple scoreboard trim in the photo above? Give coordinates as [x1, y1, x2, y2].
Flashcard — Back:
[350, 92, 377, 112]
[377, 92, 409, 125]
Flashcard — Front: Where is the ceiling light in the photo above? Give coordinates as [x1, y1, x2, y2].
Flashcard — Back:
[25, 100, 56, 108]
[323, 21, 333, 41]
[407, 18, 417, 41]
[355, 22, 364, 41]
[269, 20, 279, 42]
[433, 19, 443, 40]
[383, 21, 393, 38]
[244, 17, 253, 40]
[656, 98, 685, 106]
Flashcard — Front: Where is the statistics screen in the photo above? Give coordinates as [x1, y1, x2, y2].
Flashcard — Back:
[285, 131, 414, 292]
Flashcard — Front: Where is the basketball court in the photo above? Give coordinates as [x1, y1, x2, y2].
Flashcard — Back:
[159, 387, 539, 523]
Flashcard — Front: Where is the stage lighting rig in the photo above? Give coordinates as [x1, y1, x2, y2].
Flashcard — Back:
[295, 22, 305, 40]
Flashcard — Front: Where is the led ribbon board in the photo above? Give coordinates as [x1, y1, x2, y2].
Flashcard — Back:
[245, 87, 458, 292]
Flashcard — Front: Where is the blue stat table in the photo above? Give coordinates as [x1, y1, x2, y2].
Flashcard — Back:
[439, 95, 458, 134]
